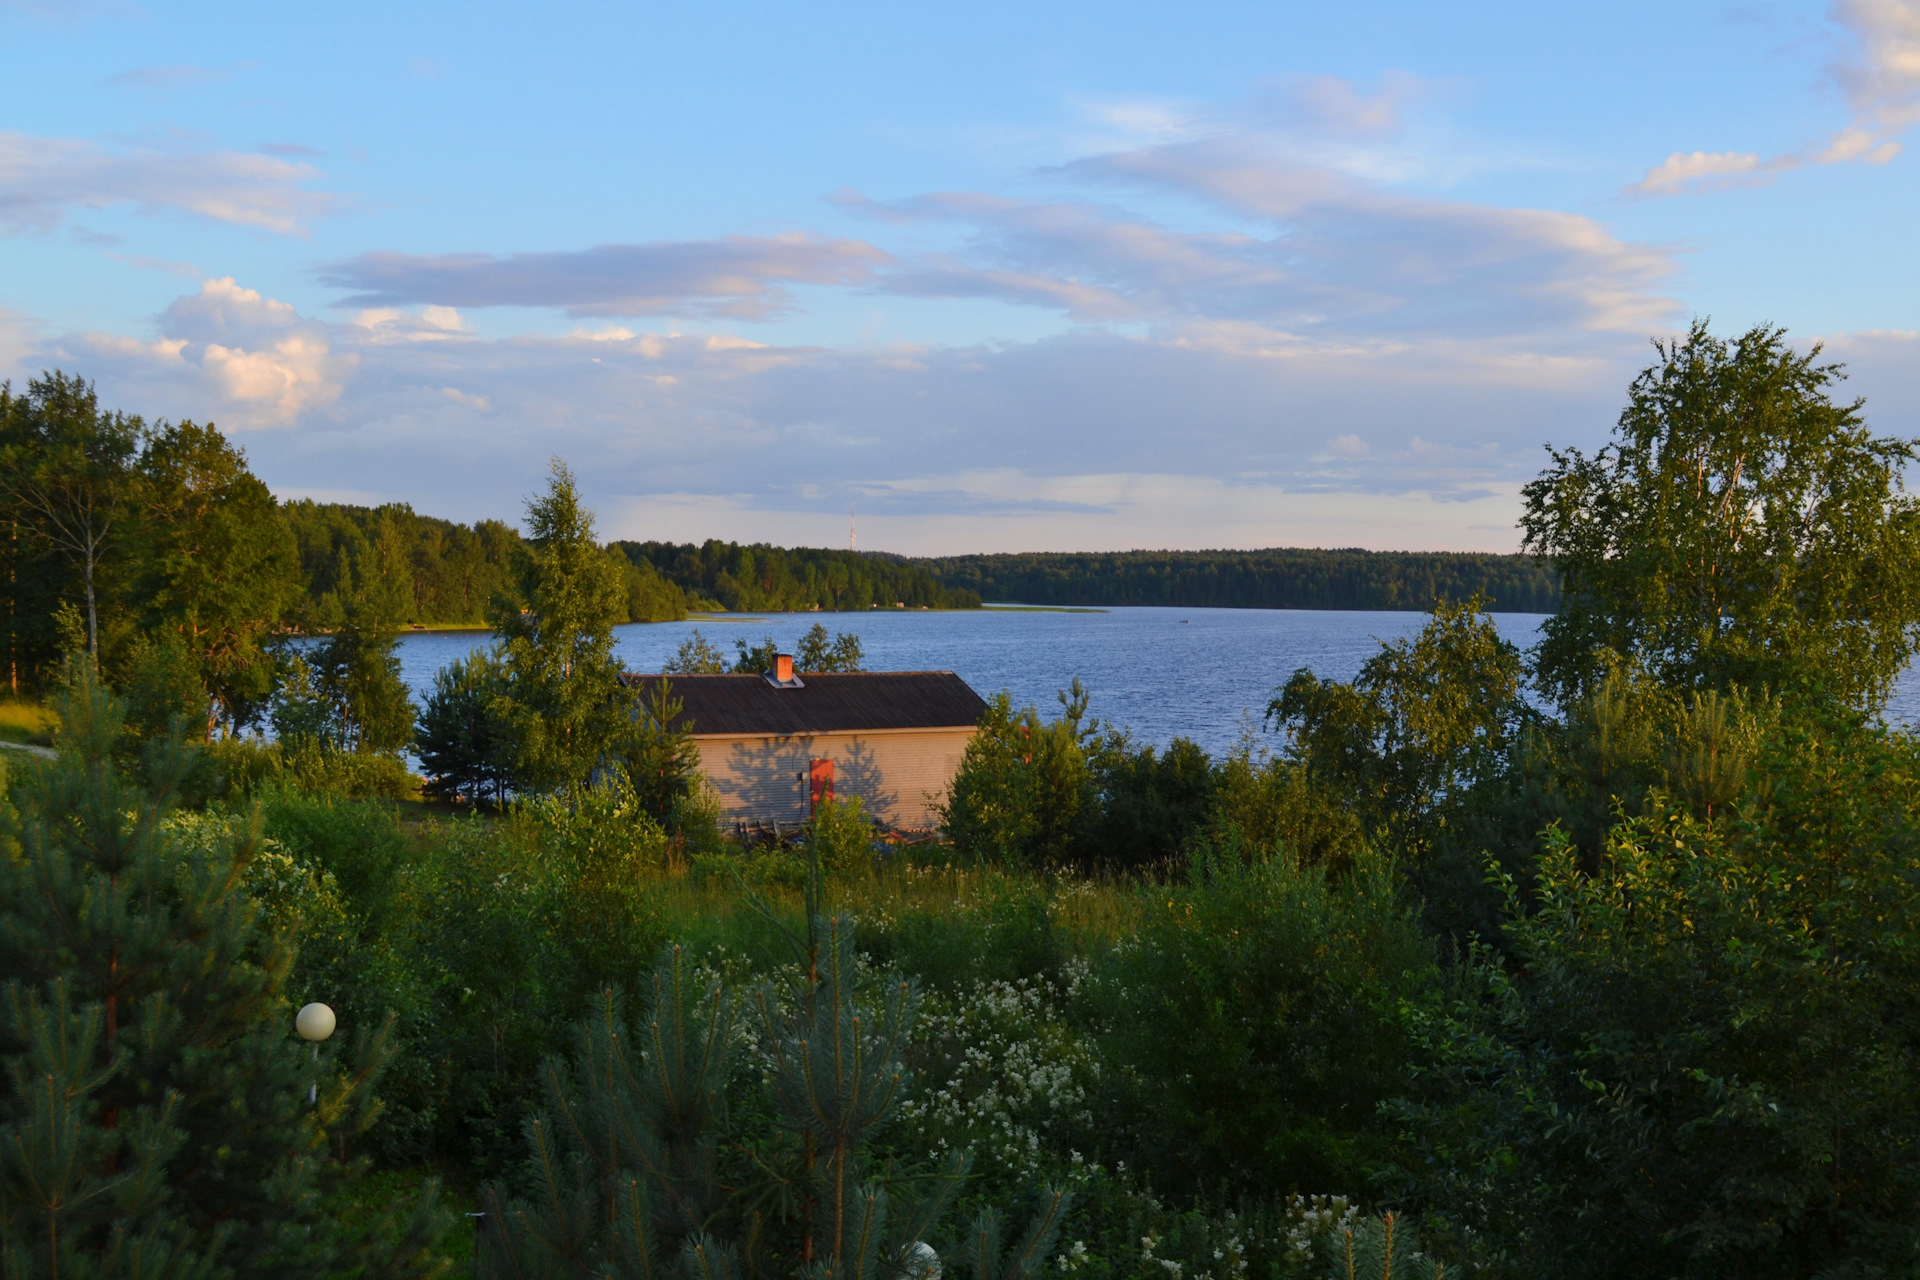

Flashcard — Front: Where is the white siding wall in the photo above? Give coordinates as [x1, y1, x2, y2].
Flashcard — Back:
[694, 727, 975, 830]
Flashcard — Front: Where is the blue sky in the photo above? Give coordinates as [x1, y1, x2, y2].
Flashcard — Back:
[3, 0, 1917, 553]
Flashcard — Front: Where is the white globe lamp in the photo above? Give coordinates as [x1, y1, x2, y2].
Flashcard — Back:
[295, 1002, 335, 1104]
[295, 1003, 336, 1042]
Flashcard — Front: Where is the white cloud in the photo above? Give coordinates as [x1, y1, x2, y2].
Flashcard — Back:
[351, 306, 473, 343]
[64, 275, 1912, 557]
[0, 131, 331, 233]
[0, 70, 1719, 551]
[609, 473, 1532, 555]
[103, 62, 253, 90]
[1632, 1, 1920, 195]
[1630, 149, 1768, 195]
[201, 332, 341, 421]
[440, 386, 490, 411]
[46, 278, 352, 427]
[1277, 71, 1433, 140]
[1831, 0, 1920, 146]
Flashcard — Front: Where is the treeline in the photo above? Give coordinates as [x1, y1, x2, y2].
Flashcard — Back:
[618, 538, 981, 611]
[0, 373, 688, 727]
[283, 501, 690, 629]
[913, 547, 1559, 611]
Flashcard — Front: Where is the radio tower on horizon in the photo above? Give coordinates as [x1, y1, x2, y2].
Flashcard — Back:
[850, 504, 856, 552]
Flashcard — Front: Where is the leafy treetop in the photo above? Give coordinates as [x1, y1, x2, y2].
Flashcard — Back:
[1521, 320, 1920, 711]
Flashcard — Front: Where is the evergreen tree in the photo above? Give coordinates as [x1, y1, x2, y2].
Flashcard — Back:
[0, 661, 448, 1278]
[478, 917, 1069, 1280]
[490, 460, 629, 793]
[117, 631, 214, 750]
[620, 677, 701, 825]
[415, 649, 513, 805]
[269, 651, 338, 748]
[310, 612, 415, 754]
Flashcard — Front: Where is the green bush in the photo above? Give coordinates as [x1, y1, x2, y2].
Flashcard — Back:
[1086, 851, 1437, 1201]
[1404, 705, 1920, 1277]
[805, 792, 879, 874]
[942, 684, 1097, 866]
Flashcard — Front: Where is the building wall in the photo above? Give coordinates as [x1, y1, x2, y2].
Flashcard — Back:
[692, 726, 975, 830]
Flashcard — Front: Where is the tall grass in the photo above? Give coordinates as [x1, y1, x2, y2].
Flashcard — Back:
[0, 699, 56, 746]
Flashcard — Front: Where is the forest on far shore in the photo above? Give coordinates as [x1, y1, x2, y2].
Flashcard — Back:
[911, 547, 1560, 612]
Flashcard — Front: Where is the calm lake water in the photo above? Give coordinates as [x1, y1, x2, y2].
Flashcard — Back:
[383, 608, 1920, 758]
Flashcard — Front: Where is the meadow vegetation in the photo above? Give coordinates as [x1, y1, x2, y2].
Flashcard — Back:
[5, 321, 1920, 1279]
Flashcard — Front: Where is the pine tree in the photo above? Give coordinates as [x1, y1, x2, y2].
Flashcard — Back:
[415, 649, 513, 805]
[1319, 1213, 1449, 1280]
[478, 909, 1070, 1280]
[0, 661, 448, 1279]
[621, 678, 700, 826]
[269, 651, 338, 749]
[490, 460, 629, 794]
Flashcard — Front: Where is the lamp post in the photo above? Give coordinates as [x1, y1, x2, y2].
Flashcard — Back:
[295, 1002, 335, 1105]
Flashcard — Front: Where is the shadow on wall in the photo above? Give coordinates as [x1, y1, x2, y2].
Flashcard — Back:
[708, 735, 901, 826]
[711, 737, 809, 825]
[834, 738, 899, 822]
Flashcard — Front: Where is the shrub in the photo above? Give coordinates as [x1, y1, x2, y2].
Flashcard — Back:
[849, 862, 1065, 994]
[1057, 1177, 1455, 1280]
[1080, 731, 1216, 870]
[806, 792, 879, 874]
[478, 923, 1071, 1280]
[896, 965, 1101, 1194]
[943, 683, 1097, 866]
[1405, 712, 1920, 1278]
[1085, 852, 1436, 1200]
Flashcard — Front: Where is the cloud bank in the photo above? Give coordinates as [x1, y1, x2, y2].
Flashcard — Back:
[0, 131, 331, 233]
[19, 45, 1908, 555]
[321, 233, 891, 319]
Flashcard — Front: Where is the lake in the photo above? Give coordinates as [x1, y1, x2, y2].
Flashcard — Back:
[383, 608, 1920, 759]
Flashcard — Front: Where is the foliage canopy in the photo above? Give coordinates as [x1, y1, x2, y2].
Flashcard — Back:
[1522, 320, 1920, 710]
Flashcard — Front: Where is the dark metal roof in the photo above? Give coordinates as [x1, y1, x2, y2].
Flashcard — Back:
[622, 671, 989, 736]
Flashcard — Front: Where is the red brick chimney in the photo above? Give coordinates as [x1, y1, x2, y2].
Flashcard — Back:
[774, 653, 794, 683]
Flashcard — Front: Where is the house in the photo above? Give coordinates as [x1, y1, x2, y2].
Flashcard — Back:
[623, 654, 988, 830]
